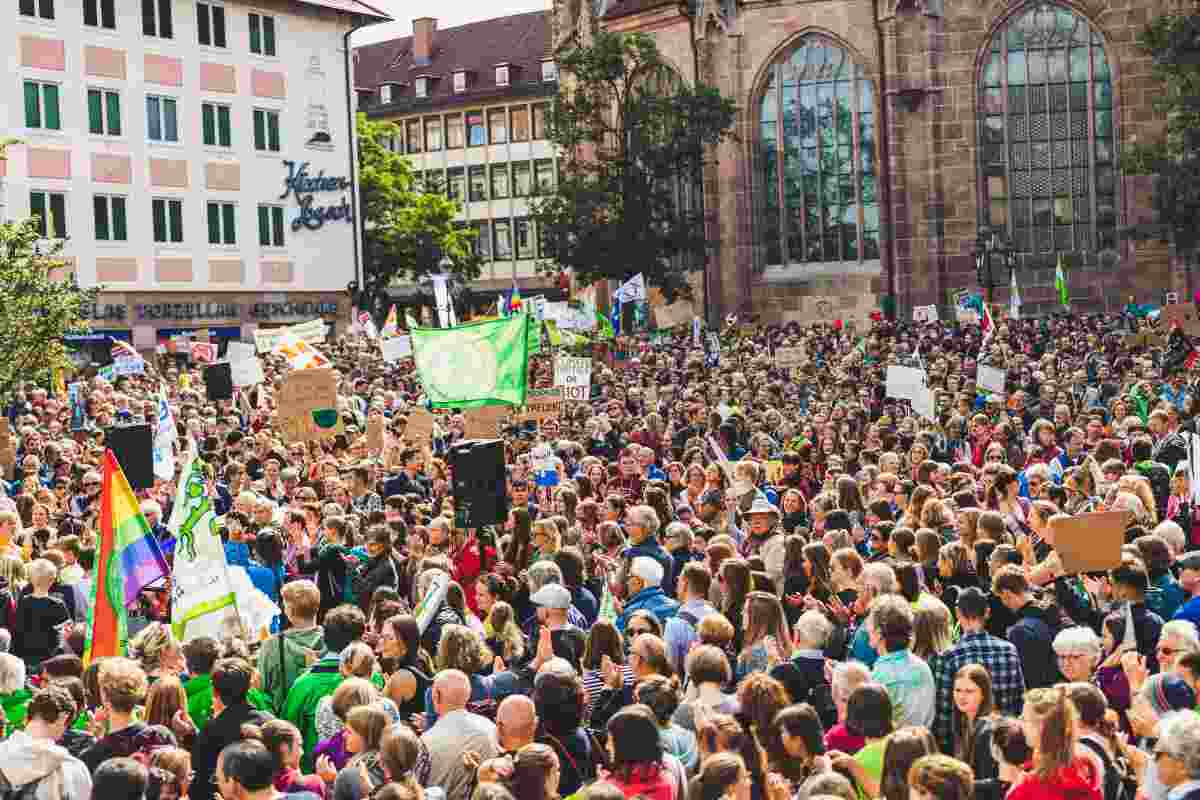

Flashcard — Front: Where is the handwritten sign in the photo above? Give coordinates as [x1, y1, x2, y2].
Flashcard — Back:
[253, 319, 329, 353]
[381, 335, 412, 363]
[977, 364, 1007, 396]
[775, 347, 806, 369]
[275, 368, 343, 443]
[523, 388, 563, 425]
[554, 356, 592, 402]
[464, 404, 509, 440]
[655, 301, 695, 330]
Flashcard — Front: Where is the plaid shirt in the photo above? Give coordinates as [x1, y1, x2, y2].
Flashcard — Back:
[932, 631, 1026, 754]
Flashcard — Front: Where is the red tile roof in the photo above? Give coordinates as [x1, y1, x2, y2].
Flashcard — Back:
[292, 0, 391, 19]
[353, 11, 553, 111]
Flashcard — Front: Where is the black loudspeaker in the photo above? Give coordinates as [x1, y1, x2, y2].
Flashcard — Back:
[204, 362, 233, 401]
[105, 424, 154, 490]
[448, 439, 508, 528]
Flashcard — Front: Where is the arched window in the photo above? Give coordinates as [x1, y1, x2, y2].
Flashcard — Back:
[978, 3, 1116, 258]
[759, 35, 878, 268]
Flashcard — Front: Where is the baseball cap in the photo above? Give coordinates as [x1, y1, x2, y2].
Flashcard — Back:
[630, 556, 665, 587]
[530, 583, 572, 610]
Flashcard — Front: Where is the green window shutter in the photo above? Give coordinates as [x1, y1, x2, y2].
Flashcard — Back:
[163, 98, 177, 141]
[258, 206, 270, 246]
[207, 203, 221, 244]
[217, 106, 231, 147]
[43, 85, 60, 130]
[147, 96, 161, 140]
[272, 206, 284, 246]
[88, 89, 103, 135]
[202, 104, 215, 146]
[222, 204, 236, 244]
[152, 199, 167, 242]
[106, 92, 121, 136]
[49, 194, 66, 238]
[263, 16, 276, 56]
[249, 13, 261, 53]
[169, 200, 183, 242]
[253, 109, 266, 150]
[24, 82, 41, 128]
[112, 197, 127, 241]
[267, 112, 280, 152]
[94, 196, 110, 241]
[29, 193, 46, 237]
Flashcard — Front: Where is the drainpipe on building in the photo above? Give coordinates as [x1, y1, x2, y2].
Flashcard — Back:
[872, 0, 897, 320]
[344, 17, 371, 312]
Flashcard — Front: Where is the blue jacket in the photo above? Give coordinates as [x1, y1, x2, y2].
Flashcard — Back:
[622, 540, 675, 595]
[616, 586, 679, 633]
[1150, 573, 1188, 622]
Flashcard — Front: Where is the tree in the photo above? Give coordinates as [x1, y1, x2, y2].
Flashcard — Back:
[356, 114, 481, 317]
[1123, 14, 1200, 259]
[531, 32, 737, 301]
[0, 218, 99, 401]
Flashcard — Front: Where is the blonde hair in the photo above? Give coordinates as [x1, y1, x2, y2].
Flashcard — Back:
[346, 703, 391, 753]
[339, 642, 378, 678]
[0, 556, 26, 590]
[487, 601, 525, 662]
[912, 596, 954, 661]
[128, 623, 179, 673]
[98, 657, 148, 713]
[1023, 686, 1078, 779]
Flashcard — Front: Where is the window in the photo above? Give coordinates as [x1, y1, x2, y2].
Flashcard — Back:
[472, 221, 491, 260]
[496, 66, 510, 87]
[87, 89, 122, 136]
[542, 60, 557, 82]
[253, 108, 280, 152]
[406, 120, 422, 153]
[425, 118, 442, 150]
[511, 107, 530, 142]
[415, 77, 428, 98]
[19, 0, 54, 20]
[207, 201, 236, 245]
[516, 218, 534, 259]
[491, 165, 510, 199]
[534, 159, 555, 193]
[23, 81, 61, 130]
[468, 166, 487, 202]
[467, 112, 485, 146]
[978, 3, 1117, 257]
[422, 169, 444, 193]
[93, 195, 128, 242]
[29, 191, 67, 239]
[489, 109, 508, 144]
[446, 168, 465, 201]
[196, 2, 226, 47]
[454, 71, 467, 93]
[446, 114, 464, 148]
[532, 103, 548, 140]
[494, 219, 512, 258]
[258, 205, 285, 247]
[758, 35, 878, 266]
[248, 13, 276, 56]
[513, 162, 532, 196]
[146, 95, 179, 142]
[379, 84, 393, 104]
[202, 102, 232, 147]
[142, 0, 173, 38]
[84, 0, 116, 28]
[152, 198, 184, 243]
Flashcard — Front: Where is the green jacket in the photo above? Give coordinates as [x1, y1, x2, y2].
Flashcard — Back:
[0, 688, 31, 733]
[185, 673, 214, 731]
[247, 687, 274, 714]
[257, 625, 325, 715]
[282, 655, 342, 772]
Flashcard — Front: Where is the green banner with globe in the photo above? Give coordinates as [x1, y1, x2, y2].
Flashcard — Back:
[411, 313, 531, 409]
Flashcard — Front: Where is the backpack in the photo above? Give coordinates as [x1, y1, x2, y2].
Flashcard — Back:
[0, 770, 45, 800]
[1078, 736, 1136, 800]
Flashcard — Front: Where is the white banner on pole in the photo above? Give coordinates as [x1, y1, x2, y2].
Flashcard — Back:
[381, 335, 413, 363]
[885, 366, 926, 401]
[977, 364, 1007, 395]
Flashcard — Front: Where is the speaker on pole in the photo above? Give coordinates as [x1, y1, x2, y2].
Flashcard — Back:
[448, 439, 508, 528]
[104, 424, 155, 490]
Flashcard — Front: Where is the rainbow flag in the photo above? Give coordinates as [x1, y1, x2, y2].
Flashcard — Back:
[83, 450, 171, 665]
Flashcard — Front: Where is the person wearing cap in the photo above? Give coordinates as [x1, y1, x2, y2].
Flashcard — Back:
[615, 556, 679, 634]
[740, 495, 786, 588]
[528, 582, 587, 669]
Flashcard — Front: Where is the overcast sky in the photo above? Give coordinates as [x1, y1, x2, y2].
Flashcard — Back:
[353, 0, 550, 46]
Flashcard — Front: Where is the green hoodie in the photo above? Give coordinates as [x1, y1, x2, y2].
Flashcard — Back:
[185, 673, 214, 731]
[257, 625, 325, 715]
[0, 689, 31, 734]
[282, 655, 342, 772]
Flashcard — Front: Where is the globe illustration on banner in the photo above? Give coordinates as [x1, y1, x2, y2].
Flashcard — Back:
[416, 334, 500, 400]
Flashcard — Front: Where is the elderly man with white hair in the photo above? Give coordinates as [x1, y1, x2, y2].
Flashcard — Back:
[1152, 712, 1200, 800]
[615, 556, 679, 633]
[770, 609, 838, 728]
[845, 561, 898, 668]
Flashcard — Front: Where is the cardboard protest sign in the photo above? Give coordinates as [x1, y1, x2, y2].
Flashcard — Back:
[554, 356, 592, 402]
[775, 347, 806, 369]
[912, 305, 939, 323]
[230, 357, 265, 388]
[226, 341, 256, 363]
[367, 416, 386, 453]
[977, 364, 1007, 395]
[275, 368, 343, 443]
[381, 335, 412, 363]
[655, 301, 694, 329]
[764, 460, 784, 485]
[911, 386, 936, 420]
[464, 404, 509, 440]
[1160, 304, 1200, 336]
[1052, 510, 1130, 574]
[523, 388, 563, 425]
[885, 366, 925, 401]
[403, 407, 436, 443]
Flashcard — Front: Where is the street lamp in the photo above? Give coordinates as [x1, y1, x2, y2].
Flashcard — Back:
[973, 227, 1016, 305]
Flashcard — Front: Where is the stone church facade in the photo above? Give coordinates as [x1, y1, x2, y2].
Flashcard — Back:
[556, 0, 1193, 321]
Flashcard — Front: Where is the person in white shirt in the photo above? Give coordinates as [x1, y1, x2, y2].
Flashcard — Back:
[0, 684, 93, 800]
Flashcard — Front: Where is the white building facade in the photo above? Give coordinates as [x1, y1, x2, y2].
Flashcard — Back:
[4, 0, 388, 351]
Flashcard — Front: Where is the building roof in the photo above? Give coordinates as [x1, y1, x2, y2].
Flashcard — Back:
[293, 0, 392, 19]
[353, 11, 553, 114]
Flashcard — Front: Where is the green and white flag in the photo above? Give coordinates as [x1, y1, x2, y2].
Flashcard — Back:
[411, 313, 531, 409]
[1055, 254, 1069, 309]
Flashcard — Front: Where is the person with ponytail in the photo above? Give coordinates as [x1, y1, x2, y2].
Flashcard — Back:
[1065, 683, 1137, 800]
[1009, 686, 1103, 800]
[261, 718, 328, 799]
[689, 752, 752, 800]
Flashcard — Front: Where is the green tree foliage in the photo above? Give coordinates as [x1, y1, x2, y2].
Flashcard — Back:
[357, 114, 481, 315]
[1123, 14, 1200, 253]
[531, 33, 737, 300]
[0, 218, 99, 400]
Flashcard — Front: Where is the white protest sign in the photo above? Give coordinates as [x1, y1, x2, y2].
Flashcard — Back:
[977, 364, 1007, 395]
[545, 302, 594, 331]
[692, 317, 702, 348]
[885, 365, 925, 401]
[381, 335, 413, 363]
[911, 386, 936, 420]
[912, 305, 939, 323]
[554, 356, 592, 402]
[226, 341, 256, 363]
[113, 356, 145, 376]
[253, 319, 329, 353]
[528, 295, 547, 322]
[230, 357, 265, 387]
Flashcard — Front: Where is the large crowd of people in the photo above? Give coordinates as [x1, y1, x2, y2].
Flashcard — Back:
[2, 308, 1200, 800]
